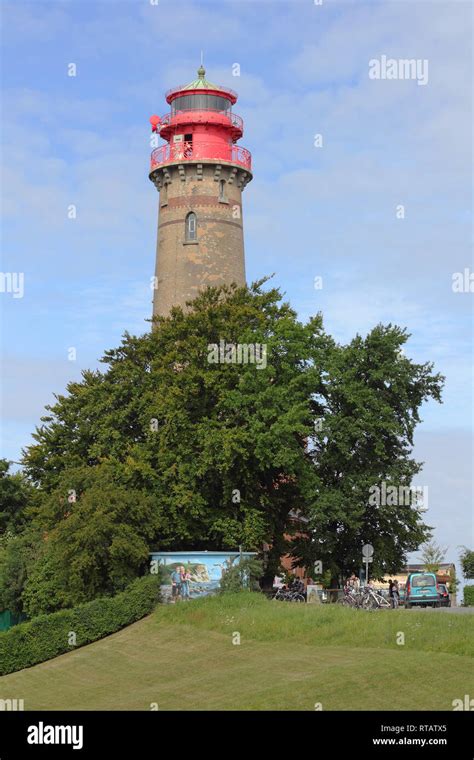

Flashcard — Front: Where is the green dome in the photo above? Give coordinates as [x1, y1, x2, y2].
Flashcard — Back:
[180, 66, 224, 92]
[166, 66, 238, 104]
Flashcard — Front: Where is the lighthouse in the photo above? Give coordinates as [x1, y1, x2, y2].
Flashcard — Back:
[149, 66, 252, 318]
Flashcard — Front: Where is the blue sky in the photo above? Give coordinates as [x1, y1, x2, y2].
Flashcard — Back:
[1, 0, 472, 583]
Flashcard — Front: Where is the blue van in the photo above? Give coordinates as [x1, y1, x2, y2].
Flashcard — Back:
[405, 572, 439, 608]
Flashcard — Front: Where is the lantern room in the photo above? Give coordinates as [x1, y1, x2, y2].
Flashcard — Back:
[149, 66, 251, 172]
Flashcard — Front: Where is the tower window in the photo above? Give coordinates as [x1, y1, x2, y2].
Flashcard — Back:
[219, 179, 227, 203]
[184, 134, 193, 158]
[185, 212, 197, 242]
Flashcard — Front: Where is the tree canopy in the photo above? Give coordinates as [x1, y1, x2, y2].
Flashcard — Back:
[5, 280, 443, 612]
[460, 547, 474, 579]
[0, 459, 35, 536]
[421, 541, 447, 574]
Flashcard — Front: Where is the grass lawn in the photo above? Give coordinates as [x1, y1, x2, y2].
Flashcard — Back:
[1, 593, 472, 711]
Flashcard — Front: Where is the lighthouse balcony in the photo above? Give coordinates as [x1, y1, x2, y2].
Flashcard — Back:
[150, 142, 252, 172]
[158, 109, 244, 140]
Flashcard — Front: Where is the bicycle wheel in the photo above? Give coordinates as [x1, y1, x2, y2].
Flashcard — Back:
[291, 594, 305, 603]
[338, 595, 353, 607]
[371, 592, 390, 608]
[362, 593, 376, 610]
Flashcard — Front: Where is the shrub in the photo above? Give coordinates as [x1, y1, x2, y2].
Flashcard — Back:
[0, 574, 161, 676]
[463, 585, 474, 607]
[219, 556, 263, 594]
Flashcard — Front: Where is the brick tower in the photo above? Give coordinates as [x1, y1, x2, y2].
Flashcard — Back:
[149, 66, 252, 318]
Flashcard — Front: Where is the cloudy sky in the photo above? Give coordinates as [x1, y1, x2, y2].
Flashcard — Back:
[1, 0, 472, 582]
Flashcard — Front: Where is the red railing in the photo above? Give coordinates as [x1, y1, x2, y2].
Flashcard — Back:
[150, 142, 252, 171]
[158, 109, 243, 132]
[166, 84, 238, 101]
[231, 145, 252, 170]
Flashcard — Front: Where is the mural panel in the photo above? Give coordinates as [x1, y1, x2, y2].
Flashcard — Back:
[150, 551, 257, 602]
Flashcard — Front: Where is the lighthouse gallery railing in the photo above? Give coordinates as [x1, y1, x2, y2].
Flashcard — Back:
[159, 109, 244, 132]
[150, 142, 252, 171]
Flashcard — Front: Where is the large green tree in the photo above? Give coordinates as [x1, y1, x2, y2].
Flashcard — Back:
[292, 325, 443, 583]
[23, 282, 329, 596]
[17, 281, 443, 608]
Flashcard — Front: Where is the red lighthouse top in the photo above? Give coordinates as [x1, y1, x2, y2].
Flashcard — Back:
[149, 66, 252, 174]
[165, 65, 238, 105]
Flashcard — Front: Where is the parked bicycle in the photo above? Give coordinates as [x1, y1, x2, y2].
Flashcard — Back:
[338, 585, 360, 607]
[338, 584, 390, 610]
[272, 580, 306, 603]
[360, 585, 391, 610]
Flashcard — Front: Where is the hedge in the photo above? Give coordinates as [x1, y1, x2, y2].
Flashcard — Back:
[0, 574, 161, 676]
[463, 585, 474, 607]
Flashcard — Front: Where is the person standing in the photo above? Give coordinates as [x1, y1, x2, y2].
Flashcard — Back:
[388, 579, 394, 606]
[181, 566, 191, 600]
[392, 580, 400, 609]
[171, 566, 182, 603]
[348, 573, 360, 589]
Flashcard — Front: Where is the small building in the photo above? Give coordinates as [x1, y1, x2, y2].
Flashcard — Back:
[268, 509, 309, 583]
[150, 550, 256, 602]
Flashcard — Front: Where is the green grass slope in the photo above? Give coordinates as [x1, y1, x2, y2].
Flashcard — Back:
[1, 593, 472, 711]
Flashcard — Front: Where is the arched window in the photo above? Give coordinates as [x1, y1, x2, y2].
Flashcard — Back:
[219, 179, 227, 202]
[185, 212, 197, 242]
